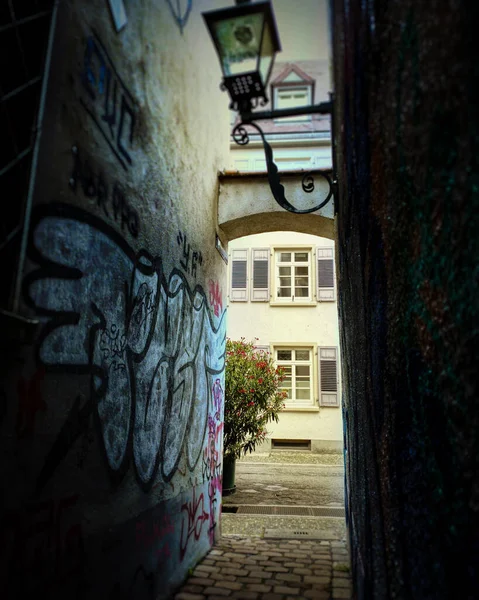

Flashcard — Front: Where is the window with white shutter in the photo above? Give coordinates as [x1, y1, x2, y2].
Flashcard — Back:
[319, 347, 339, 406]
[317, 247, 335, 301]
[230, 249, 248, 301]
[251, 248, 270, 301]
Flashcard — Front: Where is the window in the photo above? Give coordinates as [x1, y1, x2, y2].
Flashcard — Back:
[230, 245, 335, 304]
[274, 85, 312, 123]
[319, 347, 339, 406]
[275, 249, 312, 303]
[275, 347, 313, 406]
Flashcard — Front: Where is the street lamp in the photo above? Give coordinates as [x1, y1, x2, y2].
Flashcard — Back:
[202, 0, 281, 114]
[203, 0, 336, 215]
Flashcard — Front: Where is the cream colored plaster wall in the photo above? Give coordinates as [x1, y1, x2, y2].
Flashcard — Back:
[227, 232, 342, 448]
[230, 143, 333, 171]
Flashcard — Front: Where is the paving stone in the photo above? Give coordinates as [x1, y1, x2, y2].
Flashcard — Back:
[210, 573, 237, 582]
[248, 570, 268, 579]
[273, 585, 301, 595]
[333, 579, 351, 589]
[210, 550, 225, 556]
[304, 576, 330, 585]
[332, 571, 350, 578]
[221, 567, 248, 577]
[265, 565, 289, 573]
[189, 577, 215, 586]
[246, 583, 272, 593]
[180, 587, 206, 595]
[284, 562, 305, 568]
[203, 587, 231, 597]
[175, 594, 205, 600]
[275, 573, 302, 584]
[313, 569, 331, 577]
[231, 593, 259, 600]
[227, 562, 248, 571]
[332, 589, 351, 599]
[304, 590, 330, 599]
[195, 565, 216, 574]
[293, 568, 313, 576]
[215, 581, 243, 591]
[236, 577, 262, 585]
[262, 594, 286, 600]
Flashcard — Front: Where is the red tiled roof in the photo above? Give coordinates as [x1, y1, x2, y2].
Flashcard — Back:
[271, 62, 315, 85]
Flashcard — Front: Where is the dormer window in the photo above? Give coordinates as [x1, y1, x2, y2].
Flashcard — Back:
[274, 86, 312, 122]
[270, 63, 315, 123]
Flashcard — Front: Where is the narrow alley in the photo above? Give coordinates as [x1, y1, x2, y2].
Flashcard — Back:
[173, 451, 351, 599]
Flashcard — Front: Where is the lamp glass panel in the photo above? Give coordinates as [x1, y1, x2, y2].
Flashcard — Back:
[258, 20, 275, 85]
[212, 13, 265, 76]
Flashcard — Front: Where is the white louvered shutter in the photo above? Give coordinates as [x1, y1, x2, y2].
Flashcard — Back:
[317, 247, 335, 301]
[251, 248, 270, 301]
[319, 347, 339, 406]
[230, 249, 248, 301]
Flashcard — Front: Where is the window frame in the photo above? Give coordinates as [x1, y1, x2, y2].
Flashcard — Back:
[274, 343, 317, 408]
[272, 83, 313, 123]
[272, 245, 315, 305]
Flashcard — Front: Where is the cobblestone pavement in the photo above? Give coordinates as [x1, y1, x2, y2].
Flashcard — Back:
[173, 535, 352, 600]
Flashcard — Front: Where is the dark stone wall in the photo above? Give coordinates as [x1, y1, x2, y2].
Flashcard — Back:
[333, 1, 479, 598]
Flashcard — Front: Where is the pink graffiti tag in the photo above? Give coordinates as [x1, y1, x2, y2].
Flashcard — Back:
[208, 280, 223, 317]
[203, 378, 224, 544]
[179, 488, 209, 560]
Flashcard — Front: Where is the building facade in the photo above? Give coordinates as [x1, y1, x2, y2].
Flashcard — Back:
[227, 231, 342, 452]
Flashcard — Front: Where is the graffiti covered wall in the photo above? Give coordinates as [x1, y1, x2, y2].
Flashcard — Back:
[0, 1, 230, 598]
[333, 1, 479, 598]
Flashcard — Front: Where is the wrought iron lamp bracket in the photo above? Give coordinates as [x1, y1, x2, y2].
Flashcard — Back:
[232, 99, 337, 215]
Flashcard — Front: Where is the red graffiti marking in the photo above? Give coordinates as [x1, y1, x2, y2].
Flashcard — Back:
[179, 488, 209, 561]
[203, 383, 224, 544]
[16, 367, 47, 438]
[208, 280, 223, 317]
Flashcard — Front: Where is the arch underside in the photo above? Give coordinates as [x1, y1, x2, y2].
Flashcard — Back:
[219, 212, 335, 242]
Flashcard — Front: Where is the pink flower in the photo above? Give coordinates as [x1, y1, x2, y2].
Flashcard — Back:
[257, 378, 263, 384]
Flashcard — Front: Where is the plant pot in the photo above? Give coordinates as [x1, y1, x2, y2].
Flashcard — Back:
[222, 458, 236, 495]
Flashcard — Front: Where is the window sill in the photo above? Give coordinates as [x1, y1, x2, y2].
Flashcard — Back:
[282, 406, 320, 413]
[270, 301, 317, 307]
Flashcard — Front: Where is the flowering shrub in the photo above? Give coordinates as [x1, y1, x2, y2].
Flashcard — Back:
[223, 338, 286, 461]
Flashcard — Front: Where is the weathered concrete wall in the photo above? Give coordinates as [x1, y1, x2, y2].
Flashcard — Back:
[0, 1, 230, 598]
[333, 1, 479, 598]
